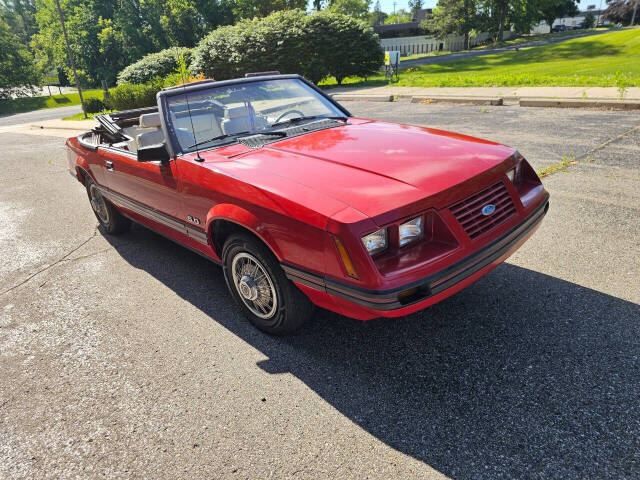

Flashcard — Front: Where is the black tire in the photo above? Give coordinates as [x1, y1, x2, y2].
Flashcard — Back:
[222, 233, 313, 335]
[84, 176, 131, 235]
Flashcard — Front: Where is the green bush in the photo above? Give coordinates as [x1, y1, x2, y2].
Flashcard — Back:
[190, 10, 383, 85]
[307, 13, 384, 84]
[106, 75, 186, 111]
[583, 12, 596, 29]
[83, 97, 105, 114]
[117, 47, 193, 85]
[107, 80, 161, 111]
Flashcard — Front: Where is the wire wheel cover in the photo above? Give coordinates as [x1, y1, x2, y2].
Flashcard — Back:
[231, 252, 278, 319]
[89, 185, 109, 224]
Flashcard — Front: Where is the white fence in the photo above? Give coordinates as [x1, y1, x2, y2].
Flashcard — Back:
[380, 31, 514, 55]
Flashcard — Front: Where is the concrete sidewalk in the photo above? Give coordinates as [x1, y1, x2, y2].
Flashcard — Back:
[329, 86, 640, 101]
[0, 118, 95, 138]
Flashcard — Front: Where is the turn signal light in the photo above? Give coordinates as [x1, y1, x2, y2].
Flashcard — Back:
[334, 237, 359, 279]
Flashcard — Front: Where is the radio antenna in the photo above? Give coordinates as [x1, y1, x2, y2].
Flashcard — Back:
[177, 48, 203, 162]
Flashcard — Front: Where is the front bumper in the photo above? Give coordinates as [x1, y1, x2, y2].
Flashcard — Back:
[284, 195, 549, 317]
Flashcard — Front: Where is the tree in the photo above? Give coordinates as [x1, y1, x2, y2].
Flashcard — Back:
[583, 11, 595, 27]
[0, 16, 40, 98]
[191, 10, 383, 85]
[371, 0, 387, 24]
[233, 0, 307, 19]
[604, 0, 636, 24]
[423, 0, 480, 49]
[384, 9, 411, 23]
[537, 0, 578, 32]
[117, 47, 193, 85]
[31, 0, 237, 86]
[307, 12, 383, 84]
[408, 0, 423, 18]
[327, 0, 371, 19]
[1, 0, 37, 44]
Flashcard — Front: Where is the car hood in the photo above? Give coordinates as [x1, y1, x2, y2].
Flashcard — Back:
[210, 119, 516, 221]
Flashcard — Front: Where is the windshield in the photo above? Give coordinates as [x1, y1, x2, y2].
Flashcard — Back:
[165, 78, 346, 153]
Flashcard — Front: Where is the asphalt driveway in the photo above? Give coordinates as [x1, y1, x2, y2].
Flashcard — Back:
[0, 105, 82, 127]
[1, 103, 638, 479]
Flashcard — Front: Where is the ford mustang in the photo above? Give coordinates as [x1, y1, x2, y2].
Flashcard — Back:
[66, 74, 549, 334]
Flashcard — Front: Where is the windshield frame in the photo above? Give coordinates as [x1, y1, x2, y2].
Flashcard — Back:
[157, 74, 352, 158]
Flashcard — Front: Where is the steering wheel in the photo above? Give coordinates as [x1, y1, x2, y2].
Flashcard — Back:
[274, 109, 305, 124]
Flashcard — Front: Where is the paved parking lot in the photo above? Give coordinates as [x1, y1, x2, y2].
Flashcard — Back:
[1, 103, 639, 479]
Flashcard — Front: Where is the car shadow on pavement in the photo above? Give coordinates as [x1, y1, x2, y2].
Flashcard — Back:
[104, 224, 640, 479]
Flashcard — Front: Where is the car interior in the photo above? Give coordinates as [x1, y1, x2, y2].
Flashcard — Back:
[109, 106, 270, 154]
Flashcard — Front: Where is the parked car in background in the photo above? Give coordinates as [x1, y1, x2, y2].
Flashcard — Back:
[573, 23, 583, 29]
[551, 24, 568, 32]
[66, 74, 549, 334]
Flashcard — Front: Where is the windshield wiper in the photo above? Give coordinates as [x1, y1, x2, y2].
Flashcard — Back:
[270, 115, 348, 128]
[188, 130, 286, 149]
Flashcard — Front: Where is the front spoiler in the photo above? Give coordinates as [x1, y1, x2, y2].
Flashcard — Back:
[284, 195, 549, 311]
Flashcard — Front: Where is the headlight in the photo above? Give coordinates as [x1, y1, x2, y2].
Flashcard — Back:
[506, 168, 516, 182]
[399, 216, 423, 246]
[506, 161, 521, 183]
[361, 228, 387, 255]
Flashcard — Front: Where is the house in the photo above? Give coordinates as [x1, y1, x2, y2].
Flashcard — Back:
[530, 9, 607, 33]
[373, 8, 433, 38]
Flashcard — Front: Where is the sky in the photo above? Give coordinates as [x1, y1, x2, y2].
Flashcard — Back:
[375, 0, 605, 15]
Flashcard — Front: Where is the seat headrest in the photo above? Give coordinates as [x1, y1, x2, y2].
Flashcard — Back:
[224, 106, 250, 119]
[139, 112, 161, 128]
[137, 130, 164, 149]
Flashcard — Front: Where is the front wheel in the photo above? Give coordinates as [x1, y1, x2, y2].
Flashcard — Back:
[222, 234, 313, 335]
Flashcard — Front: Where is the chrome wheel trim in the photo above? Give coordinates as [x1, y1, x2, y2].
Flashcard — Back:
[231, 252, 278, 319]
[89, 184, 109, 224]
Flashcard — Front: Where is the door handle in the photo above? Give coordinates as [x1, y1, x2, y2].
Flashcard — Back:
[105, 160, 114, 171]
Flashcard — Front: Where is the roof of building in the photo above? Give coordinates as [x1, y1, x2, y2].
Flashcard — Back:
[373, 8, 433, 38]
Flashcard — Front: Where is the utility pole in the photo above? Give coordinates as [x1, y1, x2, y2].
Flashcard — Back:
[598, 0, 603, 25]
[631, 0, 638, 26]
[54, 0, 87, 119]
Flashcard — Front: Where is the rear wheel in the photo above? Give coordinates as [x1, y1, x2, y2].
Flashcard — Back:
[222, 234, 313, 335]
[85, 176, 131, 234]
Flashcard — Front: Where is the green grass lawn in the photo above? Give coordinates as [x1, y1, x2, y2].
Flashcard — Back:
[321, 28, 640, 88]
[0, 89, 104, 115]
[399, 51, 451, 62]
[62, 110, 113, 121]
[473, 27, 609, 50]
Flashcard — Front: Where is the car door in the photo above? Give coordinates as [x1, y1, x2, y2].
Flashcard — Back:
[93, 113, 183, 226]
[98, 145, 182, 223]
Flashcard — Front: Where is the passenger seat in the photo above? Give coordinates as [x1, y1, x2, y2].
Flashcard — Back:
[221, 106, 267, 135]
[137, 113, 165, 149]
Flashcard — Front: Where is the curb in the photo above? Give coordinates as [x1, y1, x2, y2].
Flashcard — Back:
[331, 94, 394, 102]
[519, 98, 640, 110]
[411, 96, 504, 106]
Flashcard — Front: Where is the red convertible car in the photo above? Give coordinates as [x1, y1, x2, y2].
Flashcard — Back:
[66, 74, 549, 334]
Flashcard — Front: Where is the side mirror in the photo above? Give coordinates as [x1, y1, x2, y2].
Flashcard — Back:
[137, 144, 170, 163]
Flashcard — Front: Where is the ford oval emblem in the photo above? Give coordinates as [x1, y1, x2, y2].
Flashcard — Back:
[481, 204, 496, 216]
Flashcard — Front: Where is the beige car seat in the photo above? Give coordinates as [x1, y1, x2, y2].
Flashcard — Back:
[137, 113, 165, 149]
[221, 106, 268, 135]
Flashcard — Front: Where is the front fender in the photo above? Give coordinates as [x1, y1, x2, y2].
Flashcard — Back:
[205, 203, 283, 260]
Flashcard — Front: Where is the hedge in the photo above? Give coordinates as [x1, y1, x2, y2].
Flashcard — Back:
[83, 97, 105, 114]
[117, 47, 193, 85]
[190, 10, 383, 85]
[306, 13, 384, 84]
[107, 74, 188, 111]
[107, 77, 166, 110]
